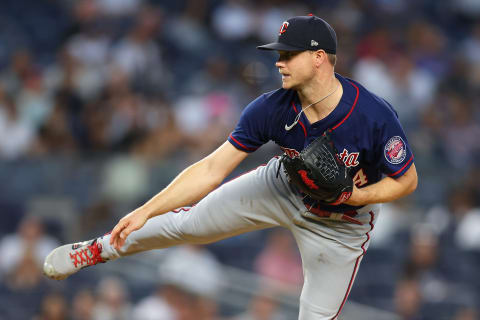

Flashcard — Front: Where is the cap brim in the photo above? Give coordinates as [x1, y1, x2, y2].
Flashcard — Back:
[256, 42, 305, 51]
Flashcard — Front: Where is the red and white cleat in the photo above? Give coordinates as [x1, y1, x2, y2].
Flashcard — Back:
[43, 239, 106, 280]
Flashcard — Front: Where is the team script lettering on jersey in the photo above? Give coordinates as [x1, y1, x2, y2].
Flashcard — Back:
[338, 149, 360, 167]
[280, 146, 300, 158]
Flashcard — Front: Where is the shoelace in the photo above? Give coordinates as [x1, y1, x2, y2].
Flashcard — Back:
[70, 240, 105, 268]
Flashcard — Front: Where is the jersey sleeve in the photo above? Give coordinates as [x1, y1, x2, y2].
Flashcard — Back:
[375, 105, 414, 178]
[228, 94, 271, 153]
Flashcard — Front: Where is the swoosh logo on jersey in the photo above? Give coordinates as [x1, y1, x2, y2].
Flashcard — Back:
[285, 116, 300, 130]
[285, 122, 296, 131]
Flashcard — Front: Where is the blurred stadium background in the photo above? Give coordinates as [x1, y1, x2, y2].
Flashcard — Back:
[0, 0, 479, 319]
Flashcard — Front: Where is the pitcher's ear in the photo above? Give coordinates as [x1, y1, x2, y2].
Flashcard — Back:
[313, 50, 327, 68]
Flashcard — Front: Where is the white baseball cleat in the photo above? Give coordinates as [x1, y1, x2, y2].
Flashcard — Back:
[43, 239, 106, 280]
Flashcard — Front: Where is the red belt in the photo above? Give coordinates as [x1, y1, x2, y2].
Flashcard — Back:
[307, 206, 363, 225]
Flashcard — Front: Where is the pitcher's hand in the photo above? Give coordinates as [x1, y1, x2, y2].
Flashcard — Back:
[110, 208, 149, 250]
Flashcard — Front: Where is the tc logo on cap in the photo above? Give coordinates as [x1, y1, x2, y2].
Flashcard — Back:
[279, 21, 289, 35]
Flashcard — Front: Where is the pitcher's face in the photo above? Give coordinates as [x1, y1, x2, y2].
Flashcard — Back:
[275, 50, 315, 90]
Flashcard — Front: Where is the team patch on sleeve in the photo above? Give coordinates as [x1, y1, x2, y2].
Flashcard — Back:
[384, 136, 406, 164]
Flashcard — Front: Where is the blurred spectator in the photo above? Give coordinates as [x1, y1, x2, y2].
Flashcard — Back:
[173, 92, 238, 160]
[161, 284, 201, 320]
[230, 291, 287, 320]
[76, 200, 116, 240]
[352, 57, 396, 104]
[131, 100, 184, 161]
[132, 283, 177, 320]
[15, 70, 53, 131]
[32, 93, 78, 156]
[4, 246, 44, 291]
[394, 275, 423, 320]
[133, 281, 222, 320]
[71, 289, 96, 320]
[0, 215, 59, 276]
[211, 0, 255, 41]
[356, 27, 394, 61]
[424, 187, 475, 236]
[184, 55, 237, 96]
[111, 6, 168, 95]
[453, 0, 480, 18]
[97, 0, 143, 17]
[387, 52, 437, 126]
[455, 205, 480, 251]
[69, 0, 103, 33]
[196, 295, 222, 320]
[407, 21, 449, 77]
[463, 167, 480, 206]
[440, 94, 480, 171]
[166, 0, 211, 58]
[101, 155, 149, 206]
[44, 46, 104, 102]
[103, 81, 141, 149]
[438, 55, 473, 97]
[150, 245, 227, 319]
[66, 21, 111, 69]
[255, 5, 301, 45]
[398, 222, 477, 319]
[93, 276, 132, 320]
[422, 186, 479, 299]
[453, 307, 479, 320]
[159, 245, 226, 299]
[461, 23, 480, 88]
[370, 198, 420, 249]
[0, 86, 34, 159]
[34, 292, 69, 320]
[0, 50, 36, 96]
[253, 229, 303, 296]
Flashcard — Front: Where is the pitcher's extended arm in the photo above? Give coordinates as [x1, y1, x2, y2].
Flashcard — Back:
[110, 141, 248, 249]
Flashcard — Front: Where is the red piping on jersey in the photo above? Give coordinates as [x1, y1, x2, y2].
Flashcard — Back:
[291, 102, 307, 137]
[229, 133, 257, 151]
[173, 207, 191, 213]
[331, 81, 360, 131]
[388, 155, 414, 177]
[332, 211, 375, 320]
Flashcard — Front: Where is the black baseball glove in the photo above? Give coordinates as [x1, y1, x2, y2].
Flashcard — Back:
[280, 132, 354, 205]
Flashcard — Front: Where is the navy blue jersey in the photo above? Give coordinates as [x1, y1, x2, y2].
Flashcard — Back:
[228, 73, 414, 212]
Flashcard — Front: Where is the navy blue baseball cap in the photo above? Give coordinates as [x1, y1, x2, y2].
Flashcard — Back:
[257, 15, 337, 54]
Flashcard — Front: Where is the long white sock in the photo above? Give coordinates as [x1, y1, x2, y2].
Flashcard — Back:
[97, 234, 121, 260]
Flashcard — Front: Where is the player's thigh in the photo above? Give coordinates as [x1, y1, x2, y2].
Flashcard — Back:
[291, 226, 365, 319]
[175, 168, 290, 242]
[124, 167, 287, 252]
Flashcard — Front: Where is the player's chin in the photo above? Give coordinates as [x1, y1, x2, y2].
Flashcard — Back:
[281, 78, 295, 90]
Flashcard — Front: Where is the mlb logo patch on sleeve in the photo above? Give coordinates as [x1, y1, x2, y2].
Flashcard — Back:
[384, 136, 406, 164]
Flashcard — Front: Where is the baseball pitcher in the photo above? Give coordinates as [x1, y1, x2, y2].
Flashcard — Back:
[43, 15, 417, 320]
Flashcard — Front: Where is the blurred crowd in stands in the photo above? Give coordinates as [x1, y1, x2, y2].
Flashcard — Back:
[0, 0, 480, 319]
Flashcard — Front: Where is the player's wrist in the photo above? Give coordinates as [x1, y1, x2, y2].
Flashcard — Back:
[134, 206, 154, 220]
[345, 186, 367, 206]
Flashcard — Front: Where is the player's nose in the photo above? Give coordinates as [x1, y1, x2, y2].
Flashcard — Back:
[275, 59, 286, 68]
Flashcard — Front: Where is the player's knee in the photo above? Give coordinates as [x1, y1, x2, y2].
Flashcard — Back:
[299, 300, 338, 320]
[176, 222, 213, 245]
